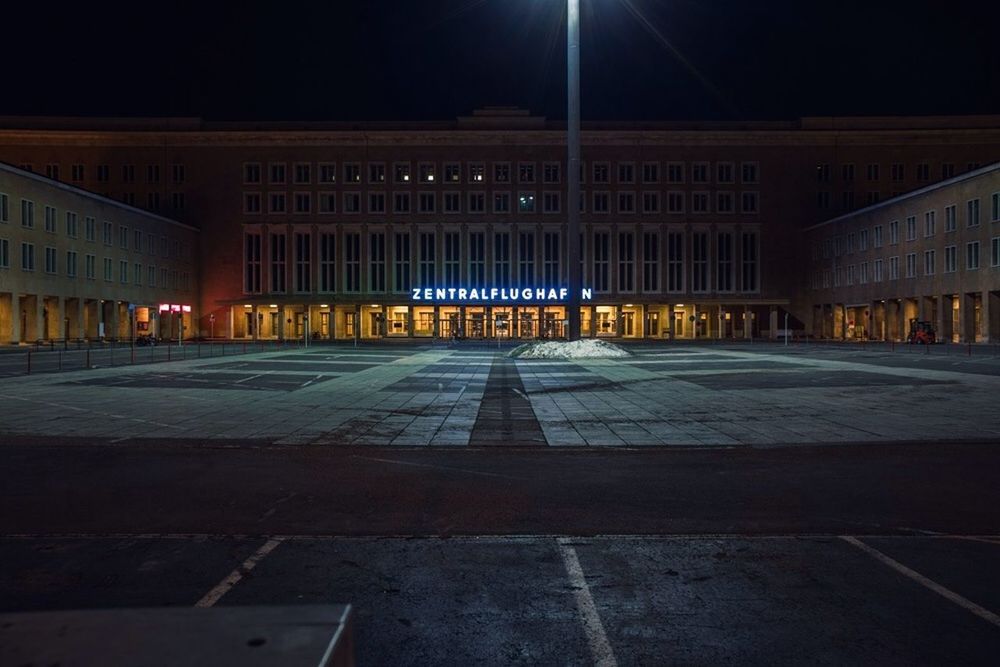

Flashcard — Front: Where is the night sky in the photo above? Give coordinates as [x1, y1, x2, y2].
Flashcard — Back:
[5, 0, 998, 122]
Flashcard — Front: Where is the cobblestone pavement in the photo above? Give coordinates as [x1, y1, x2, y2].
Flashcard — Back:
[2, 342, 999, 446]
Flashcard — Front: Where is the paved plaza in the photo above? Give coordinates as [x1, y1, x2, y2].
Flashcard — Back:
[2, 342, 1000, 446]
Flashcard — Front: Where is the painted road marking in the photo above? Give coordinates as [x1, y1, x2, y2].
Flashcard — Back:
[348, 454, 526, 480]
[557, 537, 618, 667]
[194, 537, 284, 608]
[841, 535, 1000, 628]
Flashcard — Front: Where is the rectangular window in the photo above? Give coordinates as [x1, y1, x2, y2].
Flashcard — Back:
[269, 233, 286, 292]
[444, 232, 460, 288]
[593, 231, 609, 292]
[318, 192, 336, 214]
[692, 192, 709, 214]
[393, 162, 411, 184]
[945, 205, 957, 232]
[667, 162, 684, 184]
[642, 162, 659, 183]
[134, 262, 142, 285]
[119, 259, 128, 283]
[345, 232, 361, 292]
[345, 163, 362, 184]
[494, 232, 510, 287]
[859, 261, 869, 284]
[691, 162, 709, 184]
[244, 193, 262, 214]
[0, 193, 7, 223]
[543, 162, 561, 183]
[889, 255, 899, 280]
[617, 192, 635, 213]
[740, 192, 758, 213]
[369, 232, 385, 292]
[866, 163, 880, 181]
[393, 192, 410, 214]
[542, 232, 560, 285]
[86, 254, 96, 280]
[469, 232, 485, 287]
[318, 163, 337, 183]
[642, 231, 659, 292]
[873, 258, 884, 282]
[667, 232, 684, 292]
[343, 192, 361, 213]
[418, 163, 436, 183]
[146, 264, 155, 286]
[642, 191, 660, 214]
[517, 231, 535, 285]
[294, 163, 311, 184]
[21, 200, 34, 228]
[269, 193, 286, 214]
[592, 192, 609, 213]
[294, 192, 311, 214]
[119, 225, 129, 249]
[944, 245, 957, 273]
[542, 191, 561, 213]
[993, 192, 1000, 222]
[269, 163, 286, 184]
[102, 221, 113, 246]
[146, 164, 160, 184]
[518, 192, 535, 213]
[592, 162, 609, 183]
[468, 192, 485, 213]
[717, 162, 734, 184]
[924, 249, 935, 275]
[717, 231, 733, 292]
[873, 225, 883, 248]
[368, 192, 386, 214]
[691, 232, 708, 292]
[667, 191, 684, 213]
[518, 163, 535, 183]
[617, 231, 635, 292]
[966, 241, 980, 270]
[741, 162, 759, 184]
[924, 210, 936, 237]
[905, 252, 916, 278]
[992, 237, 1000, 268]
[419, 232, 435, 286]
[418, 192, 435, 213]
[0, 238, 8, 268]
[905, 216, 916, 241]
[443, 192, 461, 213]
[71, 164, 85, 181]
[64, 211, 77, 238]
[244, 163, 261, 184]
[43, 206, 56, 232]
[122, 165, 135, 183]
[45, 246, 57, 274]
[469, 162, 486, 183]
[368, 162, 386, 184]
[444, 163, 461, 183]
[295, 232, 311, 292]
[103, 257, 112, 281]
[741, 232, 758, 292]
[967, 198, 981, 227]
[320, 233, 336, 292]
[172, 164, 185, 184]
[916, 163, 930, 181]
[889, 220, 899, 245]
[393, 232, 410, 292]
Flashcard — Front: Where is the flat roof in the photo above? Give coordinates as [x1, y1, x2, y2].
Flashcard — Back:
[804, 161, 1000, 232]
[0, 161, 199, 232]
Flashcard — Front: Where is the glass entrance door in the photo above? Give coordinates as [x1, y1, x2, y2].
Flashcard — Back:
[647, 312, 659, 336]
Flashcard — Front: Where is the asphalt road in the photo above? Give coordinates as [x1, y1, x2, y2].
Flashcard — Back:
[2, 440, 1000, 665]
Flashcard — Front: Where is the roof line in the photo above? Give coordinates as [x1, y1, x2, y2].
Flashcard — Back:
[0, 161, 199, 232]
[804, 161, 1000, 231]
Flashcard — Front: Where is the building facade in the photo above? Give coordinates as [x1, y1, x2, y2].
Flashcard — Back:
[0, 163, 198, 344]
[0, 110, 998, 341]
[805, 163, 1000, 343]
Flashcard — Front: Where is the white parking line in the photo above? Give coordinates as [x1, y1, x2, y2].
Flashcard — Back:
[194, 537, 284, 608]
[557, 537, 618, 667]
[841, 536, 1000, 628]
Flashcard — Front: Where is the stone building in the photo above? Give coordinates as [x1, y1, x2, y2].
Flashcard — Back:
[0, 163, 198, 343]
[805, 163, 1000, 342]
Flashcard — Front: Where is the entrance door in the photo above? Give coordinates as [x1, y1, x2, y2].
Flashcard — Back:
[345, 312, 357, 338]
[270, 312, 280, 338]
[673, 311, 685, 338]
[518, 313, 536, 338]
[543, 313, 564, 338]
[647, 312, 659, 336]
[320, 312, 330, 337]
[622, 311, 635, 337]
[440, 314, 457, 339]
[369, 312, 382, 338]
[245, 313, 254, 337]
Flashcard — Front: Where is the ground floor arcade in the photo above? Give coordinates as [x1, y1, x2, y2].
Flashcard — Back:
[0, 292, 195, 345]
[222, 301, 791, 341]
[811, 290, 1000, 343]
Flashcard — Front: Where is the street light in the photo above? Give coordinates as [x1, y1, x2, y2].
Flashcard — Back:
[566, 0, 582, 340]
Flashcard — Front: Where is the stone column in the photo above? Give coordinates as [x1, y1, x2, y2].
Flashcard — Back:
[10, 296, 21, 344]
[407, 305, 414, 338]
[56, 296, 66, 341]
[769, 306, 778, 340]
[961, 292, 977, 343]
[34, 295, 45, 342]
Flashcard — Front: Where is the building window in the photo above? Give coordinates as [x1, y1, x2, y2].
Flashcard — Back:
[543, 162, 561, 183]
[85, 217, 95, 242]
[102, 257, 113, 281]
[816, 164, 830, 182]
[368, 162, 386, 184]
[244, 163, 261, 184]
[866, 163, 880, 181]
[319, 233, 336, 292]
[667, 232, 684, 292]
[419, 232, 435, 286]
[293, 163, 311, 184]
[102, 221, 113, 246]
[967, 198, 981, 227]
[916, 163, 930, 181]
[517, 231, 535, 285]
[43, 206, 56, 233]
[443, 232, 460, 288]
[294, 232, 311, 292]
[468, 162, 485, 183]
[469, 232, 485, 287]
[617, 162, 635, 184]
[543, 191, 561, 213]
[393, 192, 411, 214]
[592, 192, 609, 213]
[593, 231, 609, 292]
[692, 192, 709, 214]
[369, 232, 385, 292]
[617, 192, 635, 214]
[172, 164, 185, 184]
[992, 192, 1000, 222]
[717, 162, 734, 184]
[418, 163, 436, 184]
[294, 192, 312, 214]
[517, 163, 535, 184]
[343, 232, 360, 292]
[889, 220, 899, 245]
[20, 242, 35, 270]
[468, 192, 485, 213]
[992, 237, 1000, 268]
[890, 163, 904, 181]
[691, 231, 708, 292]
[144, 263, 154, 286]
[146, 165, 160, 184]
[318, 163, 337, 183]
[717, 231, 733, 292]
[269, 233, 286, 292]
[618, 231, 634, 292]
[741, 162, 759, 184]
[542, 232, 560, 285]
[494, 232, 510, 287]
[966, 241, 980, 270]
[368, 192, 385, 214]
[119, 225, 129, 249]
[643, 191, 661, 214]
[691, 162, 709, 184]
[905, 216, 916, 241]
[44, 246, 57, 274]
[21, 200, 34, 228]
[592, 162, 609, 184]
[418, 192, 436, 213]
[117, 259, 128, 283]
[741, 232, 758, 292]
[490, 192, 508, 214]
[945, 204, 957, 232]
[518, 192, 535, 213]
[873, 224, 883, 248]
[942, 163, 955, 179]
[443, 192, 460, 213]
[318, 193, 336, 214]
[343, 192, 361, 214]
[873, 258, 883, 282]
[663, 191, 683, 213]
[642, 231, 659, 292]
[923, 210, 936, 237]
[740, 192, 759, 214]
[0, 238, 7, 268]
[944, 245, 957, 273]
[244, 232, 261, 293]
[344, 163, 361, 184]
[393, 232, 410, 292]
[905, 252, 916, 278]
[924, 249, 935, 275]
[642, 162, 659, 184]
[888, 255, 899, 280]
[268, 193, 286, 214]
[667, 162, 685, 184]
[268, 163, 286, 185]
[444, 163, 461, 183]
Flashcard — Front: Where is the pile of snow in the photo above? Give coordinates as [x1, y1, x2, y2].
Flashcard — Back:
[509, 339, 632, 359]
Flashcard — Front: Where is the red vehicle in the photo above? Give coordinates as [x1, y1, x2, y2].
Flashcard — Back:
[907, 320, 937, 344]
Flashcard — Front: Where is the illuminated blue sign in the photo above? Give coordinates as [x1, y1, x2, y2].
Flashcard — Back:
[411, 287, 593, 302]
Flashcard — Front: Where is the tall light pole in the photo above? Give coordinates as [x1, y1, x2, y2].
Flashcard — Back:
[566, 0, 582, 340]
